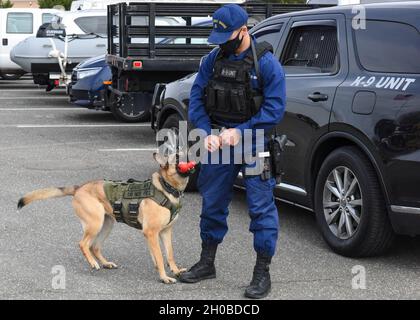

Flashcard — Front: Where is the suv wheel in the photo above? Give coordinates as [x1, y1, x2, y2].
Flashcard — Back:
[161, 114, 199, 192]
[314, 146, 394, 257]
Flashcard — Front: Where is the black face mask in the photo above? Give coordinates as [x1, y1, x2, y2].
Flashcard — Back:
[220, 31, 243, 56]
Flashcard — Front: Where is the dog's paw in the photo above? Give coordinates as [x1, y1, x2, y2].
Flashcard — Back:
[172, 267, 187, 276]
[161, 276, 177, 284]
[90, 262, 101, 271]
[103, 262, 118, 269]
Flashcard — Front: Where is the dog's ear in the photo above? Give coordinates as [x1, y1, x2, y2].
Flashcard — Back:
[153, 152, 168, 167]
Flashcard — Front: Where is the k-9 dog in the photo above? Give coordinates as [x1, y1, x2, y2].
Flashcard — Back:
[17, 153, 196, 284]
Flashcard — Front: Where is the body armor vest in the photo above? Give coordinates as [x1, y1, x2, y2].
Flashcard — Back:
[103, 178, 181, 230]
[204, 41, 273, 124]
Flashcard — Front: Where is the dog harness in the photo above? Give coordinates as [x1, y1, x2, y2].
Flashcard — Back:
[103, 178, 182, 230]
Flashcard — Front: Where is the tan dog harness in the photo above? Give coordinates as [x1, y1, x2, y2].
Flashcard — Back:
[103, 178, 181, 230]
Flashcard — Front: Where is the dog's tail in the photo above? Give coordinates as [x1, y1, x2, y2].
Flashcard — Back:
[17, 185, 79, 210]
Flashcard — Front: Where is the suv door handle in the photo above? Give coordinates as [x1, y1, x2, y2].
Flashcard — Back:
[2, 38, 8, 46]
[308, 92, 328, 102]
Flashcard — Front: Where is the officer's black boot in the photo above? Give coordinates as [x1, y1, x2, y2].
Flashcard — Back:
[178, 242, 217, 283]
[244, 253, 272, 299]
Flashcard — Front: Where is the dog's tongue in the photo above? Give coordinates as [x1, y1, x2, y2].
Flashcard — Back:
[177, 161, 196, 173]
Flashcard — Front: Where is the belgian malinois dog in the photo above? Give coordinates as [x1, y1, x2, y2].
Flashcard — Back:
[17, 153, 196, 284]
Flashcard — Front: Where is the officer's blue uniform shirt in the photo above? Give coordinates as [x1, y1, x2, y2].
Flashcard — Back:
[189, 36, 286, 138]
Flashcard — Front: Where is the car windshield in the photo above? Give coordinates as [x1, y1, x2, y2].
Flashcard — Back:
[74, 16, 107, 36]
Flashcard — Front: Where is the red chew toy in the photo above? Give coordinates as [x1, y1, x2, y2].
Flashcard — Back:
[177, 161, 196, 173]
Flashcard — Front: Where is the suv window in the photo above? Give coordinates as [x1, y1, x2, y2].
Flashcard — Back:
[74, 16, 107, 35]
[281, 24, 338, 75]
[7, 13, 33, 34]
[253, 24, 283, 50]
[354, 20, 420, 74]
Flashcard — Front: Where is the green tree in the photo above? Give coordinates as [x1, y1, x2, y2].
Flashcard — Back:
[0, 0, 14, 8]
[38, 0, 73, 10]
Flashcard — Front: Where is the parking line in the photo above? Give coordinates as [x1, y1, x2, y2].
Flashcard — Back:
[0, 96, 68, 100]
[12, 124, 150, 128]
[0, 141, 98, 151]
[98, 148, 157, 152]
[0, 88, 65, 91]
[0, 108, 82, 111]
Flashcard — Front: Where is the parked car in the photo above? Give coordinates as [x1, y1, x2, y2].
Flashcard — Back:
[68, 54, 111, 107]
[0, 8, 59, 80]
[10, 9, 108, 90]
[151, 2, 420, 257]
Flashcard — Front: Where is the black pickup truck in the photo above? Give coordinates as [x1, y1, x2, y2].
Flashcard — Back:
[104, 1, 327, 122]
[151, 2, 420, 257]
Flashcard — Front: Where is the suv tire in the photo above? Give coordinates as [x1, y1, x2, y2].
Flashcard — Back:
[314, 146, 395, 257]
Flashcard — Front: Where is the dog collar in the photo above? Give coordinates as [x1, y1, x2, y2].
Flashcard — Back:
[159, 176, 182, 198]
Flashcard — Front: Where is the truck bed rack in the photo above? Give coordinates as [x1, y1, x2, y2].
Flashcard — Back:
[106, 1, 327, 72]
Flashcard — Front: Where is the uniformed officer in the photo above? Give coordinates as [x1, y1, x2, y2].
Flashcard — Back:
[179, 4, 286, 299]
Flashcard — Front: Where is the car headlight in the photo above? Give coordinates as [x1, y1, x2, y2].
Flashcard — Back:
[77, 67, 101, 80]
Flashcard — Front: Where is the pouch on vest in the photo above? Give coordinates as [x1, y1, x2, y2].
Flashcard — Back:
[127, 202, 140, 226]
[205, 86, 216, 110]
[230, 88, 246, 114]
[216, 88, 227, 112]
[113, 201, 124, 223]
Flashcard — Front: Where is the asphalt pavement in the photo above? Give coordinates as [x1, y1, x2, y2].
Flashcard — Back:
[1, 78, 420, 300]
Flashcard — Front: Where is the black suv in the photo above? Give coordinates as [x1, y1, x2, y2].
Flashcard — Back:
[151, 2, 420, 257]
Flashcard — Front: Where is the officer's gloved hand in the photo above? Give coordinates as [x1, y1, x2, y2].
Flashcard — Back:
[220, 128, 241, 147]
[204, 135, 221, 152]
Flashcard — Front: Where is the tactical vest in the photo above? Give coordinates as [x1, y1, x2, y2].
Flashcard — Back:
[204, 41, 273, 124]
[103, 179, 181, 230]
